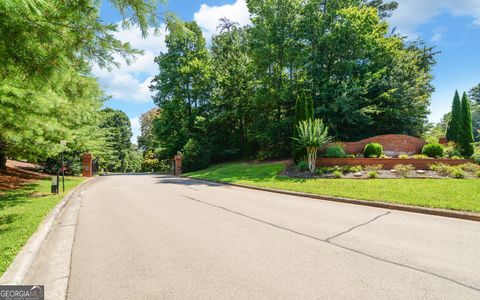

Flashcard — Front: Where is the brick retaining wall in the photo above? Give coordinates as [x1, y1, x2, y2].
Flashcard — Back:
[316, 158, 473, 170]
[322, 134, 426, 157]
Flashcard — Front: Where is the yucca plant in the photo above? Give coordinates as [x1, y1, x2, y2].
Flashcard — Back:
[293, 119, 331, 172]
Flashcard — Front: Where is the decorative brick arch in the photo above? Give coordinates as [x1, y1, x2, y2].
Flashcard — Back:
[336, 134, 426, 157]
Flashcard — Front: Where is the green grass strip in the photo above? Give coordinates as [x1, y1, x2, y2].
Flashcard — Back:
[187, 162, 480, 213]
[0, 177, 85, 275]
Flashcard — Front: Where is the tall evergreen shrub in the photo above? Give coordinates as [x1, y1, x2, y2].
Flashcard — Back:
[461, 92, 474, 157]
[446, 90, 463, 145]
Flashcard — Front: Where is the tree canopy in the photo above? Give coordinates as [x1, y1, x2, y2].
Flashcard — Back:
[147, 1, 436, 169]
[0, 0, 165, 171]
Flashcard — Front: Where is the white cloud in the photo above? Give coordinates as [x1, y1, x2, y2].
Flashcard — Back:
[130, 117, 141, 144]
[194, 0, 251, 42]
[92, 25, 166, 103]
[431, 32, 442, 43]
[390, 0, 480, 37]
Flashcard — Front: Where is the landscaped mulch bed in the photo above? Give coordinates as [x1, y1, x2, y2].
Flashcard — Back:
[283, 164, 477, 179]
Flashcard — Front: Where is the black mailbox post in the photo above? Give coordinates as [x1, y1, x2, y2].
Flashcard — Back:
[51, 176, 58, 194]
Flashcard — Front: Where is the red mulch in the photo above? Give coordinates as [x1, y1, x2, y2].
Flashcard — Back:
[0, 160, 48, 191]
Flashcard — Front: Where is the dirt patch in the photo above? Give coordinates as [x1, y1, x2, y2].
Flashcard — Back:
[0, 160, 48, 191]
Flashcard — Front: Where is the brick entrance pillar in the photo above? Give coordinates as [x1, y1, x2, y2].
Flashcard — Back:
[174, 154, 183, 175]
[438, 137, 448, 145]
[82, 153, 93, 177]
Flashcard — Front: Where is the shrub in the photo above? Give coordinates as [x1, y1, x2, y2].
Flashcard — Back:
[412, 154, 430, 159]
[345, 154, 356, 158]
[449, 167, 465, 179]
[399, 154, 409, 159]
[444, 142, 461, 158]
[393, 164, 415, 178]
[364, 143, 383, 158]
[422, 143, 444, 158]
[316, 167, 333, 175]
[345, 165, 363, 173]
[430, 163, 466, 178]
[460, 163, 480, 173]
[471, 153, 480, 164]
[296, 161, 309, 172]
[364, 164, 382, 171]
[429, 163, 450, 175]
[325, 145, 346, 158]
[477, 170, 480, 178]
[181, 138, 211, 172]
[332, 170, 342, 178]
[367, 171, 379, 179]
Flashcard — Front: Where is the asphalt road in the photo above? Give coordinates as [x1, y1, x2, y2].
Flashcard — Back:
[66, 175, 480, 299]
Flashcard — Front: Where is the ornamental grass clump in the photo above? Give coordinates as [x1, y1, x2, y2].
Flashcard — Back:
[364, 164, 382, 171]
[393, 164, 415, 178]
[296, 161, 309, 172]
[460, 163, 480, 173]
[364, 143, 383, 158]
[332, 170, 342, 178]
[325, 145, 346, 158]
[449, 167, 466, 179]
[293, 119, 331, 173]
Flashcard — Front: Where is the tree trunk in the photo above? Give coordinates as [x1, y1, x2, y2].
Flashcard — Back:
[307, 147, 318, 173]
[0, 140, 7, 172]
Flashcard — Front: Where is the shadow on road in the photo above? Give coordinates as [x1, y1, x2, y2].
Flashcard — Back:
[153, 175, 223, 187]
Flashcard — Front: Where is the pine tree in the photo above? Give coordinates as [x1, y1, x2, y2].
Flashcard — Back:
[446, 90, 463, 145]
[460, 92, 474, 157]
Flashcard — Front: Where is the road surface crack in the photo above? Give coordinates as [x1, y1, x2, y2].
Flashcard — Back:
[325, 211, 390, 242]
[183, 195, 480, 293]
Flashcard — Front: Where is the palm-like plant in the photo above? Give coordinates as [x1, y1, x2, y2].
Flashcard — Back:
[293, 119, 331, 172]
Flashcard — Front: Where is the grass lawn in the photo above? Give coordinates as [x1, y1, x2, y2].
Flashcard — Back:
[186, 162, 480, 213]
[0, 177, 85, 276]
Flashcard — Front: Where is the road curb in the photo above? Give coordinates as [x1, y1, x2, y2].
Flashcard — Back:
[181, 176, 480, 222]
[0, 177, 97, 285]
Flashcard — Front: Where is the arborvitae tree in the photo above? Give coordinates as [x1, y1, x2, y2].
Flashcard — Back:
[461, 92, 474, 157]
[446, 90, 463, 145]
[305, 93, 314, 120]
[293, 94, 306, 162]
[294, 95, 307, 128]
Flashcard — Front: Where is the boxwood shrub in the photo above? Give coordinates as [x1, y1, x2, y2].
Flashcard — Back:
[422, 143, 444, 158]
[364, 143, 383, 158]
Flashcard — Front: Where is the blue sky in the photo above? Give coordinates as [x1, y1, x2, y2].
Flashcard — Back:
[97, 0, 480, 142]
